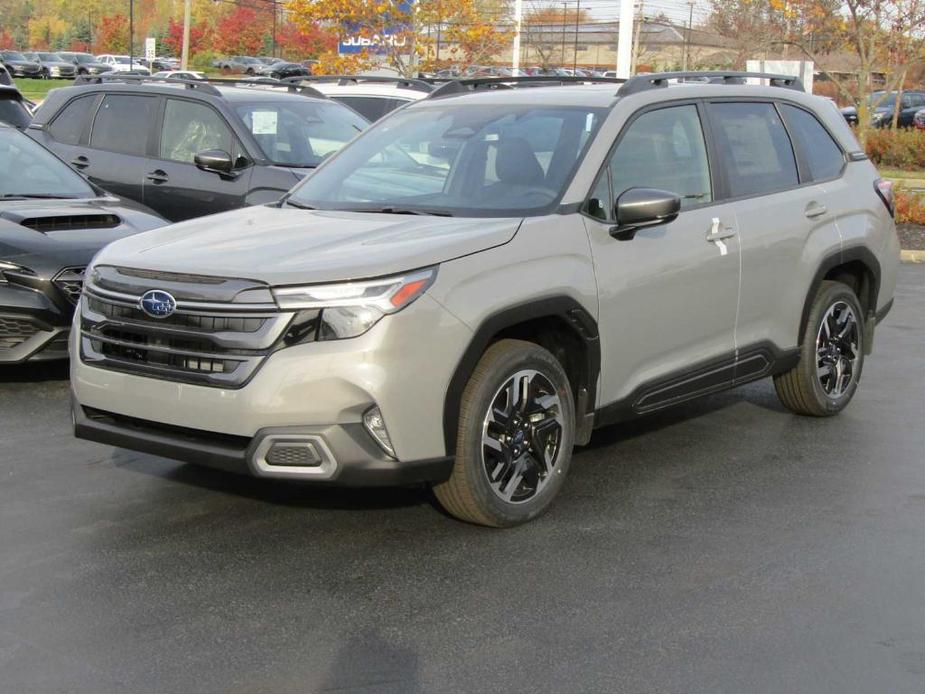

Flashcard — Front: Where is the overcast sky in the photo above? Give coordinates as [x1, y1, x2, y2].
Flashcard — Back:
[573, 0, 712, 26]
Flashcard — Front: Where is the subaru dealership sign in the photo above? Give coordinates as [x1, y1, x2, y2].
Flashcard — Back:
[339, 0, 413, 54]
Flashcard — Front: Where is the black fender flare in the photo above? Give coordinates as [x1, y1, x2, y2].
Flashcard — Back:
[441, 296, 600, 454]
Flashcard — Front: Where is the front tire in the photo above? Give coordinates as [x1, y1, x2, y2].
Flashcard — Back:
[433, 339, 576, 527]
[774, 280, 865, 416]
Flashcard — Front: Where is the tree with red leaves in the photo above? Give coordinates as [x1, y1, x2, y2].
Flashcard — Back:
[94, 14, 130, 54]
[277, 23, 337, 61]
[0, 28, 16, 49]
[213, 7, 269, 56]
[162, 17, 209, 57]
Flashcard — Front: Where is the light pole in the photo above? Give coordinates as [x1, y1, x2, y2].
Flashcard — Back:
[572, 0, 580, 71]
[683, 0, 694, 71]
[128, 0, 134, 69]
[181, 0, 191, 70]
[512, 0, 523, 72]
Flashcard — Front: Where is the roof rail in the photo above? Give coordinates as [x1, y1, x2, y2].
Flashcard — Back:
[427, 75, 626, 100]
[73, 73, 222, 96]
[282, 75, 435, 94]
[617, 71, 804, 96]
[203, 76, 327, 99]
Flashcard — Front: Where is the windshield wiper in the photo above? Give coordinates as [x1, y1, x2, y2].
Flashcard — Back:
[0, 193, 81, 200]
[351, 207, 454, 217]
[283, 198, 315, 210]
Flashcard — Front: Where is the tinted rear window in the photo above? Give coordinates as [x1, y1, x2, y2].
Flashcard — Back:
[709, 102, 798, 198]
[333, 96, 410, 122]
[779, 104, 844, 182]
[91, 94, 157, 155]
[48, 95, 98, 145]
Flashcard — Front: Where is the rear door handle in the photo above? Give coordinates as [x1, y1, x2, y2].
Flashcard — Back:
[146, 170, 169, 184]
[71, 155, 89, 169]
[805, 203, 828, 219]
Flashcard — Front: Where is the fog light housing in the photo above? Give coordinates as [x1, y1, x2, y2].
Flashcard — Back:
[363, 406, 395, 458]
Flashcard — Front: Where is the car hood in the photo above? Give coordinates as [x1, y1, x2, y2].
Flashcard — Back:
[93, 205, 522, 285]
[0, 197, 165, 277]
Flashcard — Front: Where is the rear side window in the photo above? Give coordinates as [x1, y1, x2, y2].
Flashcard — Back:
[709, 102, 798, 198]
[48, 95, 97, 145]
[90, 94, 157, 155]
[779, 104, 844, 182]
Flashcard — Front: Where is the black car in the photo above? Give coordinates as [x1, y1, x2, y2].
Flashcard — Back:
[840, 90, 925, 128]
[57, 52, 113, 76]
[0, 51, 42, 78]
[0, 86, 32, 128]
[0, 64, 11, 86]
[23, 51, 77, 79]
[265, 63, 311, 79]
[0, 123, 165, 363]
[28, 76, 368, 221]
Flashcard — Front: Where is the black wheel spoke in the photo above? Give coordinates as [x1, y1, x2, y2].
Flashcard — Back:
[815, 300, 859, 398]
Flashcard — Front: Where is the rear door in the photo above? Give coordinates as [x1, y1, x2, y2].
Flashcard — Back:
[83, 93, 159, 204]
[584, 102, 742, 412]
[143, 97, 253, 221]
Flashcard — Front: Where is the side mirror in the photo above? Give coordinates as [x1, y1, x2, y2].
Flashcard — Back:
[194, 149, 234, 176]
[610, 187, 681, 241]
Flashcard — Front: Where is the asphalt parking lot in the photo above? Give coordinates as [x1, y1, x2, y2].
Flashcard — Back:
[1, 264, 924, 694]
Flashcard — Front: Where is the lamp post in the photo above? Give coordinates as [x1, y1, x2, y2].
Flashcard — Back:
[128, 0, 134, 69]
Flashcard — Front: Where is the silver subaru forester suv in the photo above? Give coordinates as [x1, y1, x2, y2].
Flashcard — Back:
[71, 72, 900, 527]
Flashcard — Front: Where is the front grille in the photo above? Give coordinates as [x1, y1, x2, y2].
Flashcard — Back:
[0, 317, 39, 349]
[20, 214, 120, 232]
[54, 267, 87, 306]
[80, 276, 294, 388]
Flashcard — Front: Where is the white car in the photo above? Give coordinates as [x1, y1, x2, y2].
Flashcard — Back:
[151, 70, 206, 81]
[95, 55, 151, 75]
[296, 76, 433, 121]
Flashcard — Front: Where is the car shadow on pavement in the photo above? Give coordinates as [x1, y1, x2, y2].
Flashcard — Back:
[320, 632, 423, 694]
[0, 360, 69, 383]
[111, 449, 434, 512]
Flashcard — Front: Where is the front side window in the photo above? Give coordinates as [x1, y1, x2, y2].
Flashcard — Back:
[2, 52, 27, 61]
[0, 129, 96, 198]
[287, 104, 606, 217]
[48, 94, 98, 145]
[603, 104, 713, 214]
[709, 101, 798, 198]
[779, 104, 844, 182]
[90, 94, 157, 155]
[234, 100, 366, 167]
[160, 99, 234, 163]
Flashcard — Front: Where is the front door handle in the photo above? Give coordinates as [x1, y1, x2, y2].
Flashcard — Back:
[71, 155, 89, 169]
[805, 202, 828, 219]
[705, 217, 736, 242]
[145, 170, 169, 184]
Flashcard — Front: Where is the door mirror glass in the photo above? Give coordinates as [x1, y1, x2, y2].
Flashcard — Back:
[611, 187, 680, 240]
[194, 149, 233, 174]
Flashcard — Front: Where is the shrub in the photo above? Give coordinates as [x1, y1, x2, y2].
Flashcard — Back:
[865, 127, 925, 171]
[894, 184, 925, 225]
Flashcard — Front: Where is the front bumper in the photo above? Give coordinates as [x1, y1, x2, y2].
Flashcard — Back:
[74, 403, 453, 485]
[0, 281, 74, 363]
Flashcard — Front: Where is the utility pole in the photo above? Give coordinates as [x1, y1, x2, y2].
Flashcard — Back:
[630, 0, 643, 75]
[272, 0, 278, 58]
[128, 0, 134, 69]
[513, 0, 523, 72]
[572, 0, 580, 71]
[682, 0, 694, 71]
[561, 2, 567, 68]
[181, 0, 191, 70]
[616, 0, 633, 77]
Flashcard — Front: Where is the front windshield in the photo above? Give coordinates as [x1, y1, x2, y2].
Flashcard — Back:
[73, 54, 94, 64]
[287, 104, 607, 216]
[114, 56, 131, 64]
[2, 52, 27, 61]
[0, 129, 95, 198]
[234, 100, 367, 167]
[39, 53, 60, 61]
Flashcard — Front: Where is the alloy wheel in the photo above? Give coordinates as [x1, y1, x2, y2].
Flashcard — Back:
[816, 300, 860, 398]
[481, 369, 564, 504]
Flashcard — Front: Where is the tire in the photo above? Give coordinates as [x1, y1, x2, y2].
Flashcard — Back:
[433, 339, 576, 527]
[774, 280, 865, 416]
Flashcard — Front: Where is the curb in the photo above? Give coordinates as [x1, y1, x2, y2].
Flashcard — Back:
[901, 250, 925, 263]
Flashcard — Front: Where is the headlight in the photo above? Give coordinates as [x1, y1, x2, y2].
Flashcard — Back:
[273, 267, 436, 340]
[871, 112, 887, 123]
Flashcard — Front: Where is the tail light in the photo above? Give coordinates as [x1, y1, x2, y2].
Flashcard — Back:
[875, 178, 895, 218]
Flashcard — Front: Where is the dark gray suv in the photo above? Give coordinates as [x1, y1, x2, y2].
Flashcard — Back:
[27, 77, 368, 221]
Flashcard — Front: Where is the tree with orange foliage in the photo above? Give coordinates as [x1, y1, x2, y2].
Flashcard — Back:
[416, 0, 512, 71]
[278, 23, 338, 61]
[214, 6, 269, 57]
[94, 14, 130, 54]
[0, 28, 16, 50]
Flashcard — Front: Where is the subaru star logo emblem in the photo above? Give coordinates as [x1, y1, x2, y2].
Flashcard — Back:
[139, 289, 177, 318]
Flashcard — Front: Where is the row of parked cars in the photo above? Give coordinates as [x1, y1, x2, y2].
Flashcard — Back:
[0, 69, 901, 526]
[0, 49, 161, 78]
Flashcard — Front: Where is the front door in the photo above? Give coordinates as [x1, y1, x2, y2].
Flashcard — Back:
[143, 97, 253, 222]
[583, 102, 741, 415]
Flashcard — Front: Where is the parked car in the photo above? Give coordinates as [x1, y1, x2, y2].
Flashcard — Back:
[218, 56, 262, 74]
[68, 71, 899, 526]
[297, 75, 433, 121]
[0, 50, 42, 78]
[0, 85, 32, 128]
[57, 52, 114, 76]
[22, 51, 77, 79]
[840, 90, 925, 128]
[0, 64, 11, 86]
[28, 77, 368, 221]
[0, 123, 164, 364]
[263, 62, 311, 80]
[151, 70, 207, 81]
[151, 56, 180, 71]
[95, 55, 151, 75]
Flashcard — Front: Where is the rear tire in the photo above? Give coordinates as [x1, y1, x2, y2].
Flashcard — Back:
[433, 339, 575, 527]
[774, 280, 865, 416]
